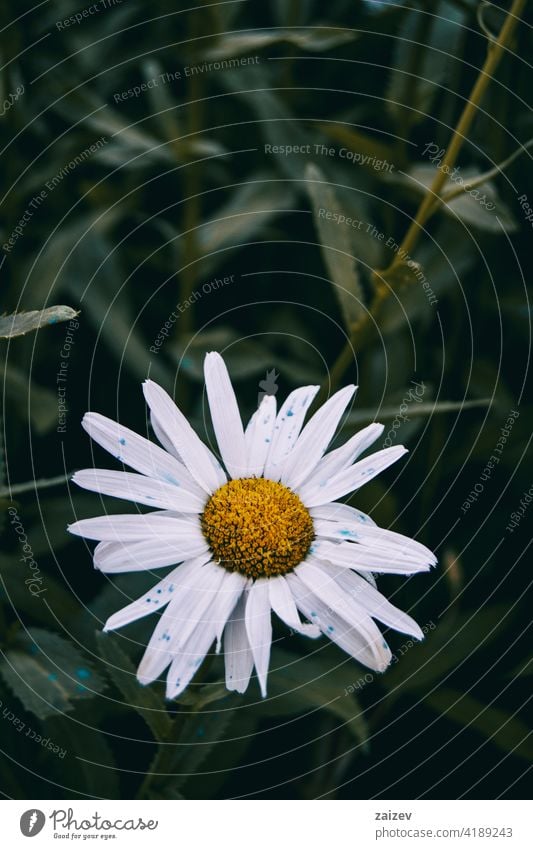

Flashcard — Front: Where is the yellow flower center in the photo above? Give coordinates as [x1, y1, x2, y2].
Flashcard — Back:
[201, 477, 314, 579]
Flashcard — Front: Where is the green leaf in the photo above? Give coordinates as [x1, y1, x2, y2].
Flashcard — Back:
[378, 221, 475, 334]
[46, 711, 120, 799]
[0, 362, 57, 434]
[305, 163, 366, 328]
[0, 628, 106, 720]
[387, 1, 465, 126]
[0, 306, 79, 338]
[35, 214, 171, 386]
[96, 633, 172, 742]
[405, 164, 517, 233]
[424, 688, 533, 761]
[0, 555, 80, 627]
[172, 327, 274, 381]
[169, 697, 238, 792]
[318, 123, 395, 170]
[344, 398, 492, 427]
[198, 174, 295, 261]
[383, 606, 512, 697]
[512, 657, 533, 677]
[253, 646, 369, 747]
[204, 28, 356, 61]
[223, 72, 311, 179]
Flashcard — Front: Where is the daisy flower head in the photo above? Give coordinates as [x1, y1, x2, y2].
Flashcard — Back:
[69, 353, 436, 699]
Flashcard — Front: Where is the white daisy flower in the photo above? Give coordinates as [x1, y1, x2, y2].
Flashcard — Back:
[69, 352, 436, 700]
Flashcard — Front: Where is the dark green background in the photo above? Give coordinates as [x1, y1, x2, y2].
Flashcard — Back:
[0, 0, 531, 799]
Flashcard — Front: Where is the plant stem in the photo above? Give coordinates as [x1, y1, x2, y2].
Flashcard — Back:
[319, 0, 526, 400]
[178, 5, 205, 338]
[137, 713, 185, 799]
[380, 0, 527, 275]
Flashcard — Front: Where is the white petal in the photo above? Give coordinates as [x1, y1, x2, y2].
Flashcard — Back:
[165, 617, 217, 700]
[310, 508, 377, 586]
[204, 352, 247, 479]
[263, 386, 319, 481]
[143, 380, 226, 494]
[298, 422, 384, 489]
[69, 512, 205, 545]
[287, 567, 391, 672]
[245, 579, 272, 697]
[244, 395, 277, 477]
[280, 385, 356, 489]
[150, 411, 181, 460]
[321, 562, 424, 639]
[310, 538, 431, 575]
[310, 502, 376, 526]
[300, 445, 408, 507]
[94, 537, 208, 573]
[72, 469, 206, 513]
[213, 572, 247, 652]
[224, 593, 254, 694]
[313, 518, 436, 566]
[268, 575, 320, 638]
[137, 561, 225, 685]
[103, 558, 202, 631]
[82, 412, 203, 494]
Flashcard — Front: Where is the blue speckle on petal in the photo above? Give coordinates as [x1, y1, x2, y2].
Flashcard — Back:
[287, 410, 294, 417]
[327, 625, 335, 633]
[119, 438, 126, 445]
[310, 611, 317, 618]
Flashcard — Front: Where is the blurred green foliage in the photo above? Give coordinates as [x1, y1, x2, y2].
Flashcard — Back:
[0, 0, 531, 799]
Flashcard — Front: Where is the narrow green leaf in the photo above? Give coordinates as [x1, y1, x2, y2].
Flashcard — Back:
[0, 306, 79, 339]
[204, 28, 356, 61]
[344, 398, 492, 427]
[425, 688, 533, 761]
[47, 712, 120, 799]
[387, 2, 465, 126]
[305, 163, 366, 328]
[257, 646, 369, 747]
[317, 123, 395, 168]
[198, 175, 295, 258]
[405, 164, 517, 232]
